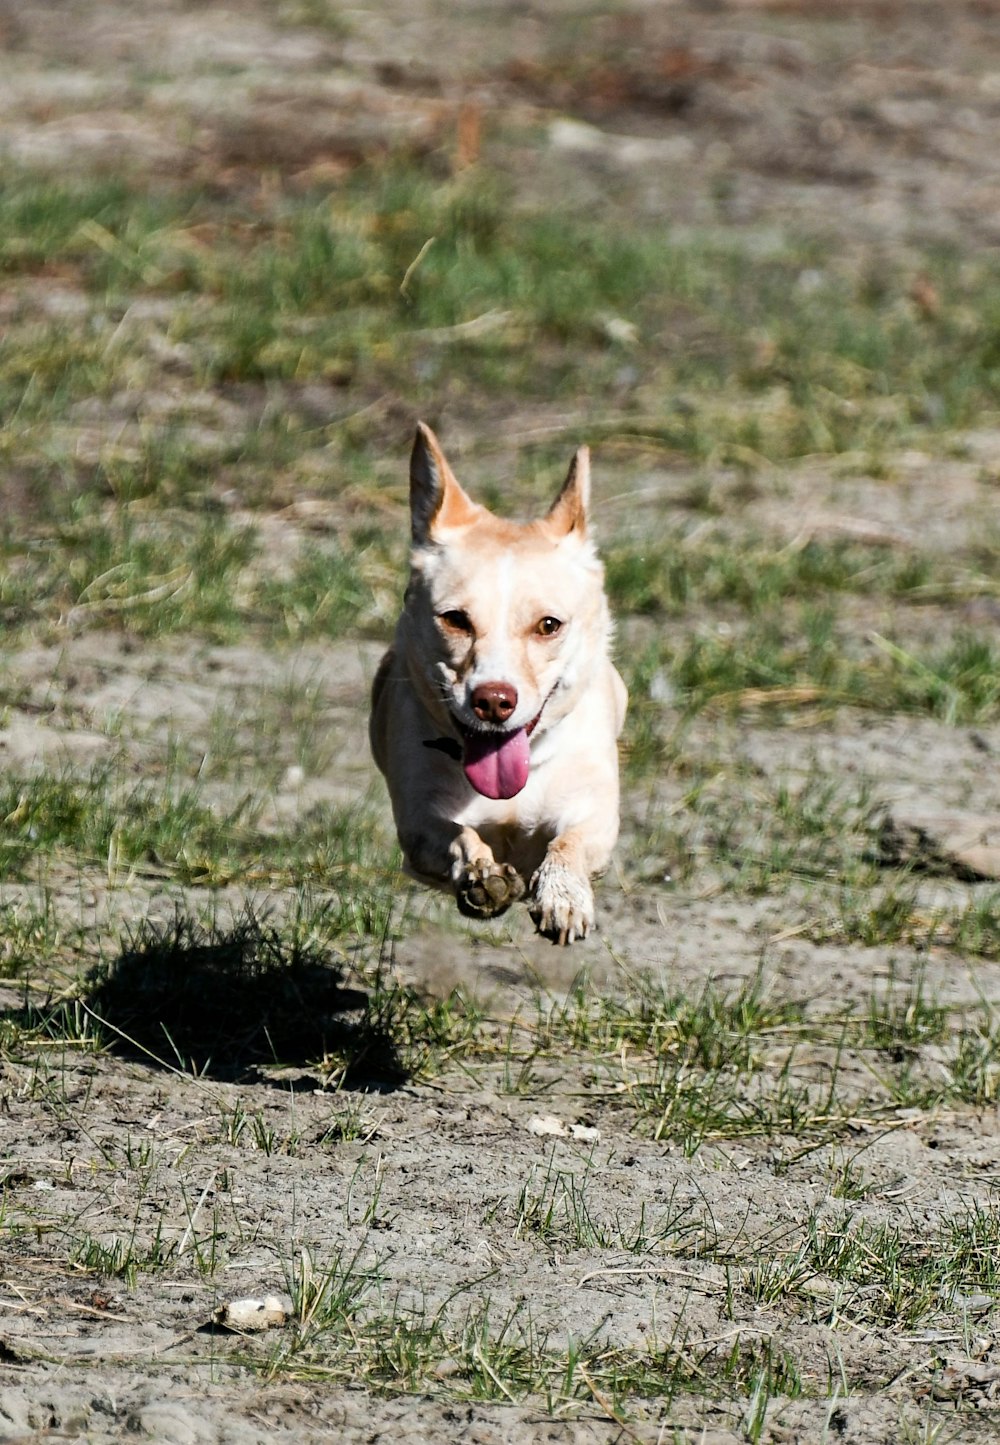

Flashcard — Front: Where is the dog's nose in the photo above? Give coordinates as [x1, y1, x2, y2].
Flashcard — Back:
[471, 681, 518, 724]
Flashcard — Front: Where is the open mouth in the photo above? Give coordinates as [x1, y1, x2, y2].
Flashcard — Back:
[456, 707, 544, 800]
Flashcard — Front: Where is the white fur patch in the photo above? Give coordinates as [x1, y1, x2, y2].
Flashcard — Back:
[529, 857, 595, 943]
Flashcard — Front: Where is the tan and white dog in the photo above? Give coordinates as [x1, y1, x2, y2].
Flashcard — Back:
[370, 423, 626, 944]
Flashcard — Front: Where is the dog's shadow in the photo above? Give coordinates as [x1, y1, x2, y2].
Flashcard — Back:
[46, 912, 407, 1090]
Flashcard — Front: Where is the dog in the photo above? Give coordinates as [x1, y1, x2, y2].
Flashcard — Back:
[369, 423, 626, 944]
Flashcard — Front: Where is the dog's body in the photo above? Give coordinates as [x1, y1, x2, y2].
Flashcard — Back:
[370, 423, 626, 944]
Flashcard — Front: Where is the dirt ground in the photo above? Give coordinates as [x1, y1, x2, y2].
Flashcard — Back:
[2, 2, 1000, 1442]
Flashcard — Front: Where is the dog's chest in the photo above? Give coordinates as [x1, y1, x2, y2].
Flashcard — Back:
[454, 773, 555, 871]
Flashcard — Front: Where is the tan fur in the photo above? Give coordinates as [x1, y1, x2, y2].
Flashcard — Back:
[369, 423, 627, 944]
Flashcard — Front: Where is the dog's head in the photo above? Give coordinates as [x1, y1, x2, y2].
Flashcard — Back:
[400, 422, 612, 800]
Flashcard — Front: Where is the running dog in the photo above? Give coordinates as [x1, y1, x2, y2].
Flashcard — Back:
[370, 423, 626, 944]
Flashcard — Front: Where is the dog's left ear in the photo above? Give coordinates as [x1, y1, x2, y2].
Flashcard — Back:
[545, 446, 590, 538]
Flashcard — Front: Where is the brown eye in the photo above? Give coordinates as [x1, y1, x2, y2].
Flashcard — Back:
[536, 616, 563, 637]
[439, 609, 473, 634]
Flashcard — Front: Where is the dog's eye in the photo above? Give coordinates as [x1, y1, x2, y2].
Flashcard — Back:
[536, 616, 563, 637]
[439, 609, 474, 634]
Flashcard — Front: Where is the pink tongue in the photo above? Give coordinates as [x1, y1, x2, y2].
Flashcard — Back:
[463, 727, 530, 800]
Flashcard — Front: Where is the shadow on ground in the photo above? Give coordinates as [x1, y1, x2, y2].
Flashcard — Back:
[7, 911, 409, 1089]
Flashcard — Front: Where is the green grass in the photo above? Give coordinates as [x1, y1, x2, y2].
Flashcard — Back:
[0, 504, 397, 642]
[0, 763, 253, 881]
[260, 1265, 805, 1412]
[789, 1204, 1000, 1330]
[0, 760, 397, 896]
[684, 769, 875, 895]
[621, 617, 1000, 761]
[8, 891, 1000, 1424]
[6, 858, 998, 1146]
[815, 884, 1000, 961]
[69, 1223, 180, 1288]
[4, 157, 1000, 481]
[605, 532, 938, 618]
[4, 122, 1000, 1440]
[866, 969, 950, 1050]
[3, 156, 999, 708]
[0, 895, 62, 979]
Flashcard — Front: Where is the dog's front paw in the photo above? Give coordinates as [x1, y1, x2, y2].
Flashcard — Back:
[529, 859, 594, 945]
[455, 860, 526, 920]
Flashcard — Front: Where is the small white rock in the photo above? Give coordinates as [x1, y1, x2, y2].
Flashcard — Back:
[214, 1293, 291, 1332]
[569, 1123, 601, 1143]
[527, 1114, 600, 1143]
[529, 1113, 568, 1138]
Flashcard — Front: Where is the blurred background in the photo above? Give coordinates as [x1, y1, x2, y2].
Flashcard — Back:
[3, 1, 1000, 628]
[1, 0, 999, 845]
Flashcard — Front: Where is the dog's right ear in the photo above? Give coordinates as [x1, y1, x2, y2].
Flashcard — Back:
[410, 422, 480, 544]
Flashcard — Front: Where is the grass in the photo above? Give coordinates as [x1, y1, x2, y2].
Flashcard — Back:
[83, 909, 366, 1077]
[260, 1247, 807, 1413]
[0, 895, 63, 979]
[68, 1221, 181, 1287]
[7, 894, 1000, 1423]
[2, 154, 1000, 654]
[866, 969, 950, 1050]
[670, 767, 876, 895]
[451, 959, 1000, 1148]
[0, 760, 399, 905]
[0, 763, 246, 880]
[797, 1204, 1000, 1329]
[623, 616, 1000, 738]
[1, 503, 397, 642]
[7, 888, 998, 1145]
[816, 885, 1000, 961]
[605, 532, 938, 618]
[728, 1204, 1000, 1332]
[3, 64, 1000, 1441]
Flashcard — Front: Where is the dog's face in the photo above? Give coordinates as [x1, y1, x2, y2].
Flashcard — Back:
[400, 424, 611, 799]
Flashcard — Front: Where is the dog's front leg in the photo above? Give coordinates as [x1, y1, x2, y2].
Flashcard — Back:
[404, 822, 525, 921]
[449, 827, 526, 920]
[529, 829, 603, 945]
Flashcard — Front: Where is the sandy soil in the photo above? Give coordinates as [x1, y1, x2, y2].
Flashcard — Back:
[2, 2, 1000, 1442]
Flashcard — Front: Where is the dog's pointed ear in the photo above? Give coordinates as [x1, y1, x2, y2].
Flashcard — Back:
[546, 445, 590, 538]
[410, 422, 479, 544]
